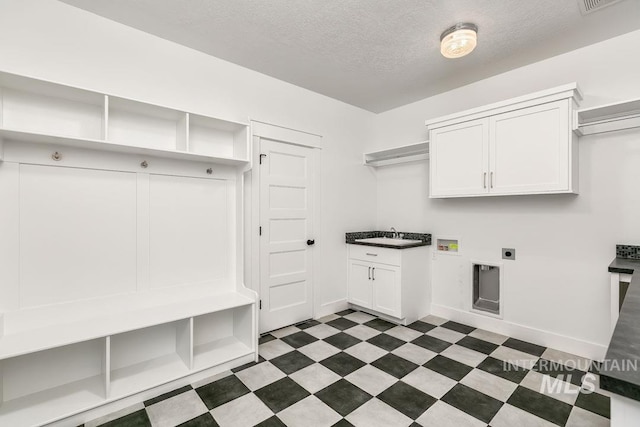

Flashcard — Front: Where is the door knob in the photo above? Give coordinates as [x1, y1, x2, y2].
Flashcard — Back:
[307, 239, 315, 246]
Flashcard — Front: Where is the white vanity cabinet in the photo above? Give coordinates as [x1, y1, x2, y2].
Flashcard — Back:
[347, 244, 429, 324]
[427, 84, 582, 198]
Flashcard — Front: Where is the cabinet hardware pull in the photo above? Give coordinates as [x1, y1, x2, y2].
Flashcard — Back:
[372, 267, 375, 280]
[368, 266, 371, 280]
[491, 171, 494, 188]
[483, 172, 487, 188]
[366, 253, 378, 256]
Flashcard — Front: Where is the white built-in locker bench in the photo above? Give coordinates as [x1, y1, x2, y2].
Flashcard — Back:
[0, 71, 258, 426]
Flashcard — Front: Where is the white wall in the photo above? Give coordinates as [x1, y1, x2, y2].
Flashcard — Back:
[0, 0, 377, 316]
[370, 30, 640, 359]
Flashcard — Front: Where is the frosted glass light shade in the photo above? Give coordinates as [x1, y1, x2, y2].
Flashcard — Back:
[440, 24, 478, 59]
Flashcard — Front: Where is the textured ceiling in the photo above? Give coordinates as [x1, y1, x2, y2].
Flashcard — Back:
[59, 0, 640, 113]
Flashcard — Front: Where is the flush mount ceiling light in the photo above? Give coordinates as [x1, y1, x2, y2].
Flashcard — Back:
[440, 23, 478, 59]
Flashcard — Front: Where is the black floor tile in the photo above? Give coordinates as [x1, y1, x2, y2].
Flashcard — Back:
[411, 334, 451, 353]
[255, 416, 287, 427]
[331, 419, 355, 427]
[100, 409, 151, 427]
[477, 356, 528, 383]
[296, 319, 321, 330]
[406, 320, 436, 333]
[441, 321, 475, 335]
[270, 350, 315, 375]
[324, 332, 361, 350]
[575, 391, 611, 418]
[378, 381, 437, 419]
[280, 331, 319, 348]
[363, 318, 396, 332]
[533, 358, 586, 387]
[196, 375, 250, 410]
[367, 333, 405, 351]
[503, 337, 546, 357]
[336, 309, 356, 316]
[441, 384, 503, 423]
[144, 385, 192, 406]
[259, 334, 276, 345]
[321, 352, 366, 377]
[177, 413, 219, 427]
[371, 353, 419, 379]
[456, 336, 499, 355]
[326, 317, 358, 331]
[507, 386, 572, 426]
[231, 356, 266, 373]
[315, 379, 372, 417]
[424, 355, 473, 381]
[254, 377, 310, 413]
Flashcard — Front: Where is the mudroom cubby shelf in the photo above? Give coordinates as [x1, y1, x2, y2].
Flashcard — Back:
[0, 293, 256, 427]
[0, 71, 250, 165]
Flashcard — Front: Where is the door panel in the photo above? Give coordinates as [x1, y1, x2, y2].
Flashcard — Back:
[372, 265, 401, 318]
[348, 260, 372, 309]
[490, 100, 570, 194]
[260, 140, 315, 333]
[429, 118, 489, 197]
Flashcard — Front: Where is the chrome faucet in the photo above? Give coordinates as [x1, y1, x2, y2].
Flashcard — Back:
[390, 227, 398, 238]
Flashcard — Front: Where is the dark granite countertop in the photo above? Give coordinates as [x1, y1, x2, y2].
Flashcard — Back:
[601, 253, 640, 401]
[345, 231, 431, 249]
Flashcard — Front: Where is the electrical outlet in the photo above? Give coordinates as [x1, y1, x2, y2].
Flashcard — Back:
[502, 248, 516, 260]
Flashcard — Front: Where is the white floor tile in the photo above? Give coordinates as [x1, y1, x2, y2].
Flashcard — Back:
[346, 398, 413, 427]
[298, 340, 341, 362]
[441, 344, 487, 367]
[85, 403, 145, 427]
[426, 326, 465, 343]
[416, 400, 486, 427]
[278, 395, 341, 427]
[210, 393, 273, 427]
[289, 363, 341, 394]
[541, 348, 592, 372]
[146, 390, 208, 427]
[420, 315, 447, 326]
[235, 362, 286, 391]
[490, 403, 557, 427]
[565, 406, 609, 427]
[343, 311, 377, 324]
[345, 365, 397, 396]
[520, 370, 580, 405]
[392, 343, 437, 365]
[344, 324, 381, 341]
[317, 313, 340, 323]
[385, 326, 422, 342]
[304, 323, 341, 339]
[270, 325, 301, 338]
[344, 341, 388, 363]
[402, 366, 457, 398]
[491, 345, 539, 370]
[468, 328, 508, 345]
[259, 339, 295, 360]
[460, 368, 518, 402]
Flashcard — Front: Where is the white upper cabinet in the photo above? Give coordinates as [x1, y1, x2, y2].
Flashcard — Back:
[427, 84, 581, 198]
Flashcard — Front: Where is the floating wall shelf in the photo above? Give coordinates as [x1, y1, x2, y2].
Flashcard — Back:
[577, 98, 640, 136]
[364, 141, 429, 167]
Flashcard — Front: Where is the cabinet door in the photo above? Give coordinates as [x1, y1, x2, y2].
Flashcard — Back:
[489, 100, 571, 195]
[348, 260, 372, 309]
[429, 118, 489, 197]
[371, 264, 401, 318]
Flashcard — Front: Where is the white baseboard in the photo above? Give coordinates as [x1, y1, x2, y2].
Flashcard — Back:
[431, 304, 607, 361]
[316, 298, 349, 319]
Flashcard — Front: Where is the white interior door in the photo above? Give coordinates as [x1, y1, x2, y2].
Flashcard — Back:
[259, 139, 315, 333]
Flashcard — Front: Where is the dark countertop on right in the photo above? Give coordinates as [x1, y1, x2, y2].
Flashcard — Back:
[601, 247, 640, 401]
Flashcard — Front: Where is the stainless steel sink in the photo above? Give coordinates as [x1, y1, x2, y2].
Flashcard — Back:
[354, 237, 422, 246]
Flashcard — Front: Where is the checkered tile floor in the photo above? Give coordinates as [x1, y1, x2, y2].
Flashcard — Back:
[85, 310, 611, 427]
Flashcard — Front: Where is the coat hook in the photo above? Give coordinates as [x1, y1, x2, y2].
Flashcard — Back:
[52, 152, 62, 161]
[140, 160, 149, 168]
[206, 168, 213, 175]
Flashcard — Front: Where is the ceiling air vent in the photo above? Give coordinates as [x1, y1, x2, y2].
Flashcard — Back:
[578, 0, 623, 14]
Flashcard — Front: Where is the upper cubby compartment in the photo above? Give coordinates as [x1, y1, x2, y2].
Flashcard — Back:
[0, 71, 250, 166]
[0, 72, 104, 140]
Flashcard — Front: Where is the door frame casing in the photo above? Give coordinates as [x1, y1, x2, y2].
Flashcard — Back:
[249, 120, 322, 333]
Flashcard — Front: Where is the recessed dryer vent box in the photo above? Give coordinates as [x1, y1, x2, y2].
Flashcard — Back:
[472, 263, 501, 316]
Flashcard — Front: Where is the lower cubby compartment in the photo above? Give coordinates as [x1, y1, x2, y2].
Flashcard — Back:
[0, 339, 106, 426]
[109, 320, 191, 399]
[193, 305, 253, 370]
